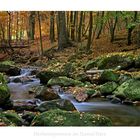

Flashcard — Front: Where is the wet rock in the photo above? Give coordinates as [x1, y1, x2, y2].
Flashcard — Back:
[113, 79, 140, 101]
[111, 97, 121, 104]
[7, 67, 21, 76]
[74, 92, 88, 102]
[12, 76, 34, 83]
[122, 100, 133, 105]
[106, 95, 115, 100]
[47, 76, 84, 87]
[0, 110, 23, 126]
[31, 109, 112, 126]
[133, 101, 140, 106]
[99, 70, 120, 83]
[0, 61, 20, 76]
[12, 78, 22, 83]
[35, 86, 60, 101]
[22, 111, 37, 125]
[36, 71, 63, 84]
[13, 99, 38, 111]
[85, 53, 134, 70]
[36, 99, 76, 112]
[99, 82, 118, 96]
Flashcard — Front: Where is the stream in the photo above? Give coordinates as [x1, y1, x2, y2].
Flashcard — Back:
[7, 68, 140, 126]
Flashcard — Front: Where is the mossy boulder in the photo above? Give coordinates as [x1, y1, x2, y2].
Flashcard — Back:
[99, 82, 118, 96]
[85, 89, 96, 96]
[47, 76, 84, 87]
[99, 70, 120, 83]
[35, 86, 60, 101]
[0, 110, 23, 126]
[0, 61, 20, 76]
[36, 71, 64, 84]
[36, 99, 76, 112]
[113, 79, 140, 101]
[0, 73, 11, 108]
[134, 55, 140, 68]
[85, 53, 134, 70]
[0, 73, 7, 84]
[118, 74, 132, 85]
[31, 109, 112, 126]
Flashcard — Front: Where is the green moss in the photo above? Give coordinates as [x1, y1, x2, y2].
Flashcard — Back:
[0, 115, 15, 126]
[47, 76, 84, 87]
[85, 53, 135, 70]
[0, 84, 10, 105]
[85, 89, 96, 96]
[0, 110, 22, 126]
[99, 82, 118, 95]
[1, 110, 23, 126]
[100, 70, 120, 82]
[0, 73, 7, 84]
[0, 61, 15, 66]
[85, 60, 96, 70]
[37, 71, 64, 84]
[36, 99, 76, 112]
[113, 79, 140, 100]
[31, 109, 112, 126]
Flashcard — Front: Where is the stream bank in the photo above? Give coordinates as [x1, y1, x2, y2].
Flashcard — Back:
[3, 68, 140, 126]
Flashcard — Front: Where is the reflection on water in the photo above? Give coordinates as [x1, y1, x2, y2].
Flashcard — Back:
[8, 68, 40, 100]
[58, 89, 140, 126]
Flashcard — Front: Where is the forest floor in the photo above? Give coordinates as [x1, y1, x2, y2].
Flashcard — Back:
[0, 31, 140, 65]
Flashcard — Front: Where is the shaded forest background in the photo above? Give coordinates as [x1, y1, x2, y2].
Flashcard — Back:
[0, 11, 140, 60]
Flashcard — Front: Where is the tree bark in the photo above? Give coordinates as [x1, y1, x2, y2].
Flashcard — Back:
[86, 12, 93, 52]
[127, 11, 137, 45]
[7, 12, 14, 52]
[57, 11, 70, 50]
[78, 11, 83, 42]
[37, 11, 43, 55]
[108, 12, 118, 43]
[28, 11, 35, 40]
[50, 11, 55, 43]
[96, 11, 104, 39]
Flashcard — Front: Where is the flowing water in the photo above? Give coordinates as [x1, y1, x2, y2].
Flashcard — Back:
[7, 68, 140, 126]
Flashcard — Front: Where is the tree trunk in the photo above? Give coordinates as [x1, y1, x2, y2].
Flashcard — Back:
[70, 11, 74, 40]
[37, 11, 43, 56]
[108, 12, 118, 43]
[78, 11, 83, 42]
[127, 11, 137, 45]
[71, 11, 78, 41]
[50, 11, 55, 43]
[57, 11, 70, 50]
[16, 12, 19, 42]
[28, 11, 35, 40]
[86, 12, 93, 52]
[96, 11, 104, 39]
[66, 12, 70, 38]
[7, 12, 14, 52]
